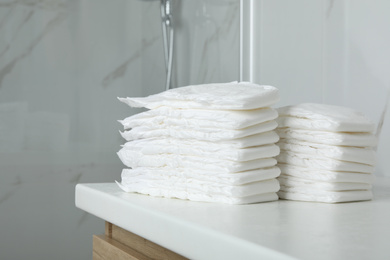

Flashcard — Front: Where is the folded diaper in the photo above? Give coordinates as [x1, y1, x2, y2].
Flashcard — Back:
[118, 179, 279, 204]
[119, 81, 279, 110]
[278, 164, 375, 184]
[118, 148, 277, 172]
[122, 138, 280, 162]
[121, 166, 281, 185]
[277, 139, 376, 165]
[123, 131, 279, 149]
[277, 190, 373, 203]
[117, 178, 280, 204]
[276, 151, 374, 173]
[277, 103, 375, 132]
[121, 120, 278, 142]
[278, 175, 371, 191]
[276, 128, 377, 147]
[120, 106, 278, 130]
[119, 176, 280, 198]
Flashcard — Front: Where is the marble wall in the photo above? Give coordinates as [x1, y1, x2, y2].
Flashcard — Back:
[0, 0, 239, 259]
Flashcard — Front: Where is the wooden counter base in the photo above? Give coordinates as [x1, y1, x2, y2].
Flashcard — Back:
[93, 222, 188, 260]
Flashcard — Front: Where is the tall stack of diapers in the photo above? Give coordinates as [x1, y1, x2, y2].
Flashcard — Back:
[275, 103, 377, 203]
[117, 82, 281, 204]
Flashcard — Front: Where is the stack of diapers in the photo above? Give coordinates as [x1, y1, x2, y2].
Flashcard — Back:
[116, 82, 281, 204]
[275, 103, 377, 203]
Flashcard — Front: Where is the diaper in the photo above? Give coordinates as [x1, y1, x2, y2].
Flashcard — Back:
[123, 132, 279, 152]
[278, 164, 375, 183]
[116, 178, 280, 204]
[120, 176, 280, 197]
[121, 167, 281, 185]
[278, 175, 372, 191]
[119, 181, 279, 204]
[277, 190, 372, 203]
[119, 81, 279, 110]
[277, 103, 375, 132]
[122, 139, 280, 162]
[276, 151, 374, 173]
[120, 106, 278, 130]
[276, 128, 377, 147]
[277, 139, 376, 165]
[118, 148, 277, 172]
[121, 120, 278, 142]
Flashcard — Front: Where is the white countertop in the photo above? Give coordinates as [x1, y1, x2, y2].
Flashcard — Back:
[75, 177, 390, 260]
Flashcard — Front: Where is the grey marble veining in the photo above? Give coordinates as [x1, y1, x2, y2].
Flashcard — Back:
[0, 6, 14, 29]
[0, 189, 17, 205]
[191, 1, 239, 84]
[77, 212, 90, 227]
[326, 0, 335, 18]
[0, 44, 9, 59]
[102, 35, 160, 88]
[0, 2, 69, 88]
[174, 0, 240, 87]
[70, 172, 83, 184]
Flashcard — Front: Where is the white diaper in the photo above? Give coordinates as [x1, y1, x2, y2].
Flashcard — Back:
[277, 190, 372, 203]
[122, 139, 280, 162]
[120, 106, 278, 130]
[122, 131, 279, 149]
[116, 178, 280, 204]
[120, 176, 280, 197]
[121, 167, 281, 185]
[124, 132, 279, 151]
[276, 128, 377, 147]
[278, 175, 371, 191]
[119, 82, 279, 110]
[277, 139, 376, 165]
[278, 164, 375, 183]
[118, 180, 279, 204]
[121, 120, 278, 142]
[277, 103, 375, 132]
[276, 151, 374, 173]
[118, 149, 277, 173]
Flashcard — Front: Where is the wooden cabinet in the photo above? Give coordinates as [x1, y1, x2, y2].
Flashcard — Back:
[93, 222, 188, 260]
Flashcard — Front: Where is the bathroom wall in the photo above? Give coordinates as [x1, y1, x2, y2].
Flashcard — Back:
[250, 0, 390, 177]
[0, 0, 239, 259]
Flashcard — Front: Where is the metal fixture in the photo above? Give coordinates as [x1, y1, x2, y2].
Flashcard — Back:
[160, 0, 174, 90]
[141, 0, 174, 90]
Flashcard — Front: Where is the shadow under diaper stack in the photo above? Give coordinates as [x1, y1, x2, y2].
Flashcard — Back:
[117, 82, 281, 204]
[276, 103, 377, 203]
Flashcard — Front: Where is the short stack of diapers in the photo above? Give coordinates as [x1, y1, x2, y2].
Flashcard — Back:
[117, 82, 281, 204]
[275, 103, 377, 203]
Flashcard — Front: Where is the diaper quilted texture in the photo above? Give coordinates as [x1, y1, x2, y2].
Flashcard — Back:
[276, 103, 377, 203]
[117, 82, 281, 204]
